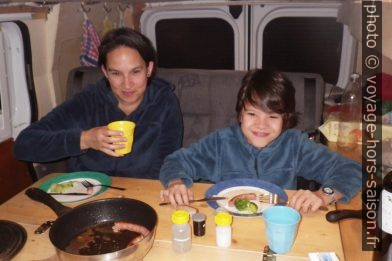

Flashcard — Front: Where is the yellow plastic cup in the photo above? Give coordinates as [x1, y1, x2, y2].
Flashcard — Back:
[107, 121, 136, 155]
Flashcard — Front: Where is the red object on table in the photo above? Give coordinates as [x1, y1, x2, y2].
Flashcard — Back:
[382, 73, 392, 101]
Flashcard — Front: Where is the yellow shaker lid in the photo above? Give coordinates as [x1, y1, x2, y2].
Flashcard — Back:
[172, 210, 190, 224]
[214, 212, 232, 226]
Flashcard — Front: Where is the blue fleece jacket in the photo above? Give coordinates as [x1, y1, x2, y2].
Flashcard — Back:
[159, 125, 362, 202]
[14, 77, 183, 179]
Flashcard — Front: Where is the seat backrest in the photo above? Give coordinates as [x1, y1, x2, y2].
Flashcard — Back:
[156, 68, 244, 146]
[156, 68, 325, 146]
[66, 67, 324, 147]
[66, 66, 105, 100]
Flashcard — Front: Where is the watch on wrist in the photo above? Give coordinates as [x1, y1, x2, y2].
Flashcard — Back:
[322, 187, 337, 205]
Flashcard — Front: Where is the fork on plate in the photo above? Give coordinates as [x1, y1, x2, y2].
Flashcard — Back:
[259, 193, 328, 211]
[81, 180, 126, 191]
[259, 193, 280, 204]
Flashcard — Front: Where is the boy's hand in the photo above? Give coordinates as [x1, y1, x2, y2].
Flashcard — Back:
[289, 189, 324, 213]
[160, 179, 194, 207]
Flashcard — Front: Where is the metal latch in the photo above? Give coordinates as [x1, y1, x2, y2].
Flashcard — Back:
[34, 221, 54, 234]
[262, 245, 276, 261]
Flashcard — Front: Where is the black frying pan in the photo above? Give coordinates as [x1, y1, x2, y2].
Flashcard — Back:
[326, 185, 383, 223]
[325, 172, 392, 223]
[25, 188, 158, 260]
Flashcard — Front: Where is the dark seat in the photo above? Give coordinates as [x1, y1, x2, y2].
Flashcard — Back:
[66, 66, 325, 147]
[0, 138, 35, 204]
[63, 66, 325, 190]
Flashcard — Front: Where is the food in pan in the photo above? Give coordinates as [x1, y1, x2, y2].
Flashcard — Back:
[65, 221, 150, 255]
[112, 222, 150, 246]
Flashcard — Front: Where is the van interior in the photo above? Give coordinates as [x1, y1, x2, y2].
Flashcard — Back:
[0, 2, 391, 261]
[0, 0, 391, 201]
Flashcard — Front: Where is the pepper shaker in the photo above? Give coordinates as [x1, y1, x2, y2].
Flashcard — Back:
[192, 213, 206, 237]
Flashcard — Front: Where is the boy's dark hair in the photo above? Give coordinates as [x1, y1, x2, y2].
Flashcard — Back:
[98, 28, 157, 77]
[235, 68, 297, 130]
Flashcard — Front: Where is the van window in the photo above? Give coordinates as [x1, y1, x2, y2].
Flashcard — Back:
[141, 6, 247, 70]
[141, 3, 356, 87]
[156, 18, 234, 69]
[262, 17, 343, 84]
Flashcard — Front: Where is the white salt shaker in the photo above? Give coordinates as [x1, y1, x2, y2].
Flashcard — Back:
[214, 212, 233, 248]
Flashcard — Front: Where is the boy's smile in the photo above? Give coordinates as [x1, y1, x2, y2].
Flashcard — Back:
[240, 103, 283, 148]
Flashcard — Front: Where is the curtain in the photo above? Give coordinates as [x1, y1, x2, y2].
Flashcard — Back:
[338, 1, 392, 70]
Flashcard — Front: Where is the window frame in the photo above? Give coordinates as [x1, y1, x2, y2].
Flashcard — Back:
[0, 22, 32, 141]
[0, 30, 12, 143]
[250, 3, 356, 88]
[141, 2, 356, 87]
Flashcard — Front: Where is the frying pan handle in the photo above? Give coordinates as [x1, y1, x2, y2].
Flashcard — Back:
[25, 187, 72, 217]
[326, 209, 362, 222]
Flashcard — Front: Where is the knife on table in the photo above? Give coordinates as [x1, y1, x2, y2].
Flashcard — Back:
[48, 192, 90, 195]
[159, 196, 227, 206]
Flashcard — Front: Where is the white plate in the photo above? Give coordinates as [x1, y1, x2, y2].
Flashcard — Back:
[216, 186, 273, 216]
[38, 171, 112, 203]
[205, 178, 288, 217]
[48, 178, 100, 203]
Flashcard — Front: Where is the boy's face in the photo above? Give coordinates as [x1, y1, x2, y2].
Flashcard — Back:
[240, 103, 283, 148]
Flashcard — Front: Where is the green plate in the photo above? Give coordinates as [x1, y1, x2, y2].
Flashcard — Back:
[38, 171, 112, 203]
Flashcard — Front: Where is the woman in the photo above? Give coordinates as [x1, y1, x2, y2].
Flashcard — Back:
[14, 28, 183, 179]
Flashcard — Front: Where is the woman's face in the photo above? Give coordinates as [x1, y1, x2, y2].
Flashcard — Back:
[240, 103, 283, 148]
[101, 46, 153, 115]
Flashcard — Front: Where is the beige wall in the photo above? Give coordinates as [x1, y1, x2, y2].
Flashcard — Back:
[21, 5, 59, 118]
[53, 2, 135, 105]
[18, 3, 134, 119]
[25, 1, 392, 119]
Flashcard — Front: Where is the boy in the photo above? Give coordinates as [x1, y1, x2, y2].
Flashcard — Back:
[159, 68, 361, 213]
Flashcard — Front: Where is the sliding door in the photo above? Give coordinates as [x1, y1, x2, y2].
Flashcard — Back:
[0, 21, 35, 201]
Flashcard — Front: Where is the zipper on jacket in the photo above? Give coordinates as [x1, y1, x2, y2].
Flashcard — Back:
[254, 157, 258, 173]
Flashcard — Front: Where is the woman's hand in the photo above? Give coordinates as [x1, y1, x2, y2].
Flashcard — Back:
[80, 126, 127, 157]
[160, 179, 194, 207]
[288, 189, 324, 214]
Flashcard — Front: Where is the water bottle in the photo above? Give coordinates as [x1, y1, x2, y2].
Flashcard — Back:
[337, 73, 362, 149]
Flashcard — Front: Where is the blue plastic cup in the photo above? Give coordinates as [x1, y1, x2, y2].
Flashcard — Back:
[262, 206, 301, 254]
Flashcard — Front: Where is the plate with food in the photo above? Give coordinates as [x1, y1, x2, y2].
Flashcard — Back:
[38, 171, 112, 203]
[205, 178, 288, 217]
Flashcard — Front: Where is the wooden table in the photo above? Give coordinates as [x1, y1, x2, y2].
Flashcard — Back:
[328, 142, 373, 261]
[0, 176, 345, 261]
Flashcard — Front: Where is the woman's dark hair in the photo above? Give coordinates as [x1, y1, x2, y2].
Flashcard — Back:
[235, 68, 297, 130]
[98, 28, 157, 77]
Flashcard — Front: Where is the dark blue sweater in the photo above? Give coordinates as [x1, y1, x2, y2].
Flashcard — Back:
[14, 77, 183, 179]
